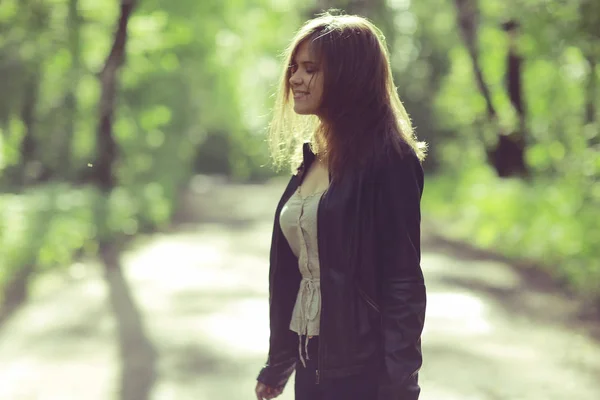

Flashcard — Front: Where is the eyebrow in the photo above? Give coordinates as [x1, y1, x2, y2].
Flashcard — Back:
[291, 59, 317, 66]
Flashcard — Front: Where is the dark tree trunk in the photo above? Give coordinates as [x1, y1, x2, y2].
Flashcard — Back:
[16, 70, 53, 185]
[454, 0, 528, 177]
[91, 0, 137, 191]
[585, 56, 597, 125]
[585, 56, 599, 147]
[454, 0, 496, 119]
[503, 20, 526, 133]
[60, 0, 81, 177]
[19, 76, 38, 175]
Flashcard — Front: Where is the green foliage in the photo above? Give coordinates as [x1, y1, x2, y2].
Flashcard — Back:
[0, 181, 174, 282]
[423, 167, 600, 299]
[381, 0, 600, 299]
[0, 0, 302, 184]
[0, 0, 598, 302]
[0, 0, 305, 300]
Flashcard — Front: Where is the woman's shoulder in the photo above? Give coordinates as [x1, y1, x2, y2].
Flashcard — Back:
[356, 142, 423, 199]
[373, 140, 422, 177]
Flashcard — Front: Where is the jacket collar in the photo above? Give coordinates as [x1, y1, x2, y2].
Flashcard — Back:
[302, 142, 316, 165]
[296, 142, 314, 181]
[298, 142, 332, 183]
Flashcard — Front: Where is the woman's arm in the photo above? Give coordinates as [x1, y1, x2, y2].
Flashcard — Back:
[255, 174, 302, 392]
[375, 152, 426, 400]
[257, 332, 298, 389]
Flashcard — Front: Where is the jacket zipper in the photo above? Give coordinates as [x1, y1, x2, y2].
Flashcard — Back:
[315, 187, 328, 385]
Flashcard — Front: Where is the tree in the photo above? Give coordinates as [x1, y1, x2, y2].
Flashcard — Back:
[91, 0, 138, 191]
[454, 0, 528, 178]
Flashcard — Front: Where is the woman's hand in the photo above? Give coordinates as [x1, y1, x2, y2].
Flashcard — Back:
[255, 381, 283, 399]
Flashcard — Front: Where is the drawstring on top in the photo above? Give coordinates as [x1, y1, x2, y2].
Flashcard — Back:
[296, 277, 320, 367]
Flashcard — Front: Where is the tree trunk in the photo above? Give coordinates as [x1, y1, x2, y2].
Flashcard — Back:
[19, 76, 38, 177]
[60, 0, 81, 177]
[454, 0, 496, 119]
[453, 0, 528, 177]
[18, 69, 53, 184]
[91, 0, 137, 191]
[585, 56, 597, 126]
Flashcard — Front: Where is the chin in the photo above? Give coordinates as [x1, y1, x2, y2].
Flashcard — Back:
[293, 106, 316, 115]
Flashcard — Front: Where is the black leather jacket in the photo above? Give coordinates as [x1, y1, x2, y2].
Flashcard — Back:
[257, 142, 426, 400]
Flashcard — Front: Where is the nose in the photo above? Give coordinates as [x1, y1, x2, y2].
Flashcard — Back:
[289, 70, 302, 87]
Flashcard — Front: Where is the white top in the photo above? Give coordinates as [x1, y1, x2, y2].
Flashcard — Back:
[279, 186, 325, 366]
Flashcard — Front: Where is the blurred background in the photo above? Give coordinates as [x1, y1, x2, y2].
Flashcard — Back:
[0, 0, 599, 399]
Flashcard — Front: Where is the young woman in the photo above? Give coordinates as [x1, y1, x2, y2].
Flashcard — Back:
[255, 11, 427, 400]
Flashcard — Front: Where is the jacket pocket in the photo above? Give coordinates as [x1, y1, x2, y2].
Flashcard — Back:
[357, 286, 380, 314]
[352, 285, 381, 365]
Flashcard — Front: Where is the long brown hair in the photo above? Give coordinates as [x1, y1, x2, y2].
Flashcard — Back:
[268, 11, 427, 177]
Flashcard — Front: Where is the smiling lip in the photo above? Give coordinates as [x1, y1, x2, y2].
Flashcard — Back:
[294, 91, 309, 99]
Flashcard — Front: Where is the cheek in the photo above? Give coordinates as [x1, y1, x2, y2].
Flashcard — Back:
[315, 78, 324, 97]
[314, 86, 324, 104]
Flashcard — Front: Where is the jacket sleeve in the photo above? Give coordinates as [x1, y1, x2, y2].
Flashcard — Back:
[256, 330, 298, 389]
[256, 190, 299, 390]
[375, 153, 426, 400]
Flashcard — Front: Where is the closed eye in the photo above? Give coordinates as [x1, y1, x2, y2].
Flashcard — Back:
[290, 61, 318, 75]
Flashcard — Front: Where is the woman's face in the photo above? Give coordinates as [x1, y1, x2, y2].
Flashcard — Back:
[289, 40, 323, 116]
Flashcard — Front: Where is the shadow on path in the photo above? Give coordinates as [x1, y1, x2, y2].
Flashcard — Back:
[422, 228, 600, 342]
[0, 265, 34, 330]
[101, 242, 157, 400]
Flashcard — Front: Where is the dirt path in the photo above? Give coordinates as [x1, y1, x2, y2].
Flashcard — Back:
[0, 177, 599, 400]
